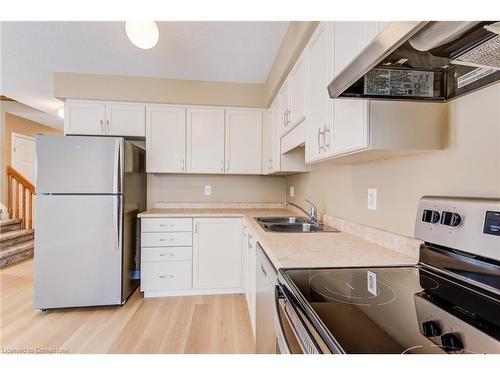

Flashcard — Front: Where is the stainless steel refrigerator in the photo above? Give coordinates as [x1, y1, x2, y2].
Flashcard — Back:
[33, 135, 146, 309]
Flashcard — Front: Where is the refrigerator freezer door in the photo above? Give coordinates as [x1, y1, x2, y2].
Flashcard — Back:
[36, 135, 122, 194]
[34, 194, 123, 309]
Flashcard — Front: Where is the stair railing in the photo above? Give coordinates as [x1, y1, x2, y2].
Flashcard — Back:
[6, 166, 35, 229]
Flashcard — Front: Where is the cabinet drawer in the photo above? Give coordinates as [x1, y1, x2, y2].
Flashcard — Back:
[141, 218, 192, 232]
[141, 261, 192, 291]
[141, 232, 193, 247]
[141, 247, 192, 262]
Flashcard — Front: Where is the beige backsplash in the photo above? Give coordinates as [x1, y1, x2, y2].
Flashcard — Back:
[147, 173, 286, 209]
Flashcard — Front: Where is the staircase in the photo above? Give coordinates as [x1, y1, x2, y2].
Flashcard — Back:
[0, 218, 34, 268]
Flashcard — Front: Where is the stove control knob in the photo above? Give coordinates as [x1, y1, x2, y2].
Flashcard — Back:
[441, 211, 462, 227]
[422, 320, 441, 337]
[422, 210, 440, 224]
[441, 333, 463, 352]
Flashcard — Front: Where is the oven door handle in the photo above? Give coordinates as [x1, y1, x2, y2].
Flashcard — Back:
[274, 285, 292, 354]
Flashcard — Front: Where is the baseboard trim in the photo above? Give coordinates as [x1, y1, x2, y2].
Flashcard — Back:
[143, 287, 244, 298]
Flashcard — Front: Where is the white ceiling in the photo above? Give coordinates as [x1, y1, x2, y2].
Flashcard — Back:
[1, 21, 289, 128]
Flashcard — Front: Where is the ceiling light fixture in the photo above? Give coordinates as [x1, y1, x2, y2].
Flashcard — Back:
[125, 21, 159, 49]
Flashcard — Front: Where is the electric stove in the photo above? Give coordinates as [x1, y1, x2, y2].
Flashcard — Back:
[275, 197, 500, 354]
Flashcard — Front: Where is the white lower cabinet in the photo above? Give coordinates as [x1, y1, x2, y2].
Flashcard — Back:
[141, 217, 244, 297]
[193, 218, 242, 289]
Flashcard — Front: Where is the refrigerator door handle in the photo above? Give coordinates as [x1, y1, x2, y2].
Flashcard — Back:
[113, 139, 120, 194]
[113, 196, 121, 251]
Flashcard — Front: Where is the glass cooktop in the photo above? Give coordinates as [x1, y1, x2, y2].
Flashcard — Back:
[280, 266, 500, 354]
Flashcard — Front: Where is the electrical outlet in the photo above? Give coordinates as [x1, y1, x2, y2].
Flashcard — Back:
[289, 186, 295, 197]
[368, 188, 377, 210]
[204, 185, 212, 196]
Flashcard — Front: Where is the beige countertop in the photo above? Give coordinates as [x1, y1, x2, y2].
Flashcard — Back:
[138, 208, 418, 270]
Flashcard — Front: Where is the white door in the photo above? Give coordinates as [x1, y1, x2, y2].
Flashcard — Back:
[193, 218, 242, 289]
[64, 101, 106, 135]
[146, 105, 186, 173]
[225, 110, 262, 174]
[187, 108, 225, 173]
[11, 133, 35, 183]
[306, 22, 334, 161]
[106, 103, 145, 137]
[289, 55, 307, 128]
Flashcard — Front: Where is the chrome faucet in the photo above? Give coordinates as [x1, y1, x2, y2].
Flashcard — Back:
[285, 199, 319, 224]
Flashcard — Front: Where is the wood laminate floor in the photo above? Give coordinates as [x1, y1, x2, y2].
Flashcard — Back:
[0, 259, 255, 354]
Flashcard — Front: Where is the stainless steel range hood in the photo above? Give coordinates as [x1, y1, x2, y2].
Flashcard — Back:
[328, 21, 500, 102]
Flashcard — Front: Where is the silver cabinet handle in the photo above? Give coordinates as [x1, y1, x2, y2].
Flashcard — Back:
[100, 120, 104, 132]
[287, 108, 291, 126]
[226, 159, 230, 172]
[284, 109, 287, 127]
[181, 158, 185, 171]
[221, 159, 224, 173]
[317, 128, 323, 152]
[195, 222, 198, 234]
[261, 264, 267, 277]
[106, 119, 110, 132]
[159, 253, 174, 257]
[158, 275, 174, 279]
[323, 125, 331, 148]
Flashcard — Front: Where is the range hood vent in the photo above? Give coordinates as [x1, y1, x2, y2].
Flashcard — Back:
[328, 21, 500, 102]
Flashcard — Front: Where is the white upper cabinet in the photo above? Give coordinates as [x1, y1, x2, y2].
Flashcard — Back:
[193, 218, 242, 290]
[105, 103, 146, 137]
[186, 107, 225, 174]
[332, 22, 378, 156]
[306, 22, 334, 162]
[225, 110, 262, 174]
[277, 80, 291, 136]
[289, 55, 307, 129]
[333, 21, 379, 77]
[64, 100, 145, 137]
[332, 99, 370, 155]
[64, 101, 106, 135]
[146, 105, 186, 173]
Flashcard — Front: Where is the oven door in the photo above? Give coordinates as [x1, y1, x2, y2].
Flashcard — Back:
[274, 285, 323, 354]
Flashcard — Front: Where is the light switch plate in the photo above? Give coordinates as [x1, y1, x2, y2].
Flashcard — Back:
[204, 185, 212, 196]
[289, 186, 295, 197]
[368, 188, 377, 210]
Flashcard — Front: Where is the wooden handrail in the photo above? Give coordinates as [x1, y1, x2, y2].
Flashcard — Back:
[6, 166, 35, 229]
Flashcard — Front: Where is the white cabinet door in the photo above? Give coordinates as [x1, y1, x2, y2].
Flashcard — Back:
[64, 101, 106, 135]
[186, 108, 225, 174]
[332, 22, 375, 156]
[289, 55, 307, 128]
[306, 22, 334, 162]
[277, 80, 291, 136]
[247, 232, 256, 335]
[225, 109, 262, 174]
[146, 105, 186, 173]
[334, 21, 379, 77]
[193, 218, 242, 289]
[263, 99, 280, 173]
[105, 103, 145, 137]
[333, 99, 370, 155]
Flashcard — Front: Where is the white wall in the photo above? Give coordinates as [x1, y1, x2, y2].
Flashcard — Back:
[286, 84, 500, 237]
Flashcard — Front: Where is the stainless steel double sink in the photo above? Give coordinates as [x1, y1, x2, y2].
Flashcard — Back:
[254, 216, 339, 233]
